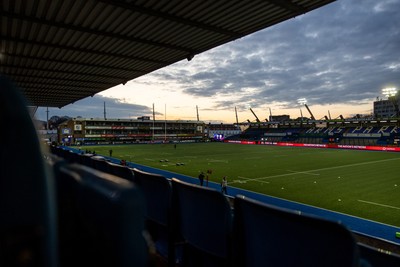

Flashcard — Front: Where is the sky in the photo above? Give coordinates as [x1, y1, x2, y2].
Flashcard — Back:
[36, 0, 400, 123]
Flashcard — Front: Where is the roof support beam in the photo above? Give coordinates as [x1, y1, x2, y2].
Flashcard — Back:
[266, 0, 305, 13]
[3, 65, 132, 82]
[2, 10, 195, 54]
[16, 81, 101, 90]
[2, 52, 148, 75]
[2, 37, 169, 65]
[101, 0, 240, 36]
[0, 72, 117, 87]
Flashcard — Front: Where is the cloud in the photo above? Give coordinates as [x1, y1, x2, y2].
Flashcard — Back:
[147, 0, 400, 110]
[36, 95, 153, 120]
[36, 0, 400, 122]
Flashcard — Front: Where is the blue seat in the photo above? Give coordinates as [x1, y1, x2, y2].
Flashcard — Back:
[67, 150, 82, 164]
[79, 153, 95, 167]
[52, 162, 85, 267]
[132, 168, 177, 266]
[359, 243, 400, 267]
[171, 178, 233, 267]
[56, 164, 148, 267]
[109, 162, 135, 182]
[91, 156, 111, 173]
[233, 195, 359, 267]
[0, 76, 58, 267]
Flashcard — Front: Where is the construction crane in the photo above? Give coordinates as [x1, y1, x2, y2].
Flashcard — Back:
[334, 115, 344, 120]
[318, 115, 329, 120]
[269, 107, 272, 122]
[264, 109, 269, 122]
[304, 104, 316, 120]
[249, 108, 260, 123]
[235, 106, 239, 125]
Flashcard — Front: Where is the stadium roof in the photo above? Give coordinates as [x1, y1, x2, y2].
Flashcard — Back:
[0, 0, 335, 108]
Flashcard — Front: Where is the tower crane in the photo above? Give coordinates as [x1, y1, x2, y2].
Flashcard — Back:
[304, 104, 316, 120]
[249, 108, 260, 123]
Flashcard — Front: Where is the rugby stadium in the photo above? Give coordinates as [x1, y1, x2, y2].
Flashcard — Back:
[2, 0, 400, 266]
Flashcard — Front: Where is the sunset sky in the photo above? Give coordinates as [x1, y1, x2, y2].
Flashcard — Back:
[36, 0, 400, 123]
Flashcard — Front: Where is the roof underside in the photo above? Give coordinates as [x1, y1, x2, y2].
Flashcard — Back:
[0, 0, 335, 108]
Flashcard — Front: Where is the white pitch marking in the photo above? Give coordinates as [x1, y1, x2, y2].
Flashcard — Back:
[235, 176, 269, 184]
[237, 176, 253, 180]
[208, 159, 229, 163]
[286, 170, 320, 176]
[358, 200, 400, 210]
[229, 158, 400, 185]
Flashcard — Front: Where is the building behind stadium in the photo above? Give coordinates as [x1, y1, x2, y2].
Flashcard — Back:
[58, 117, 205, 145]
[373, 94, 400, 118]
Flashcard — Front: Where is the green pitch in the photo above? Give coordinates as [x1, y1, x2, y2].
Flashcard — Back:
[84, 142, 400, 227]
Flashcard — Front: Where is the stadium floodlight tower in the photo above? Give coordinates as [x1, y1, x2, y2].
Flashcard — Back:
[382, 87, 397, 98]
[297, 98, 307, 105]
[297, 98, 316, 120]
[382, 87, 399, 117]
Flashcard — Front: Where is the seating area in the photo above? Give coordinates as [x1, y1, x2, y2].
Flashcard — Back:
[132, 168, 177, 266]
[1, 76, 57, 267]
[233, 195, 359, 267]
[339, 137, 379, 146]
[52, 162, 148, 267]
[228, 125, 400, 146]
[171, 178, 233, 267]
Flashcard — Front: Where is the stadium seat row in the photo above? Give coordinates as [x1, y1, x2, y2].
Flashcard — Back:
[226, 125, 400, 146]
[50, 160, 148, 267]
[132, 167, 400, 267]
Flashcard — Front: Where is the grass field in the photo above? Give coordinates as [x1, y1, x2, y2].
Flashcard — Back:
[84, 142, 400, 227]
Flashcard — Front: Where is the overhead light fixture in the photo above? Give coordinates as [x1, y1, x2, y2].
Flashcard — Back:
[382, 87, 397, 97]
[297, 98, 307, 105]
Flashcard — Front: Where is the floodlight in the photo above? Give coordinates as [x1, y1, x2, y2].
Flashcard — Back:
[382, 87, 397, 97]
[297, 98, 307, 105]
